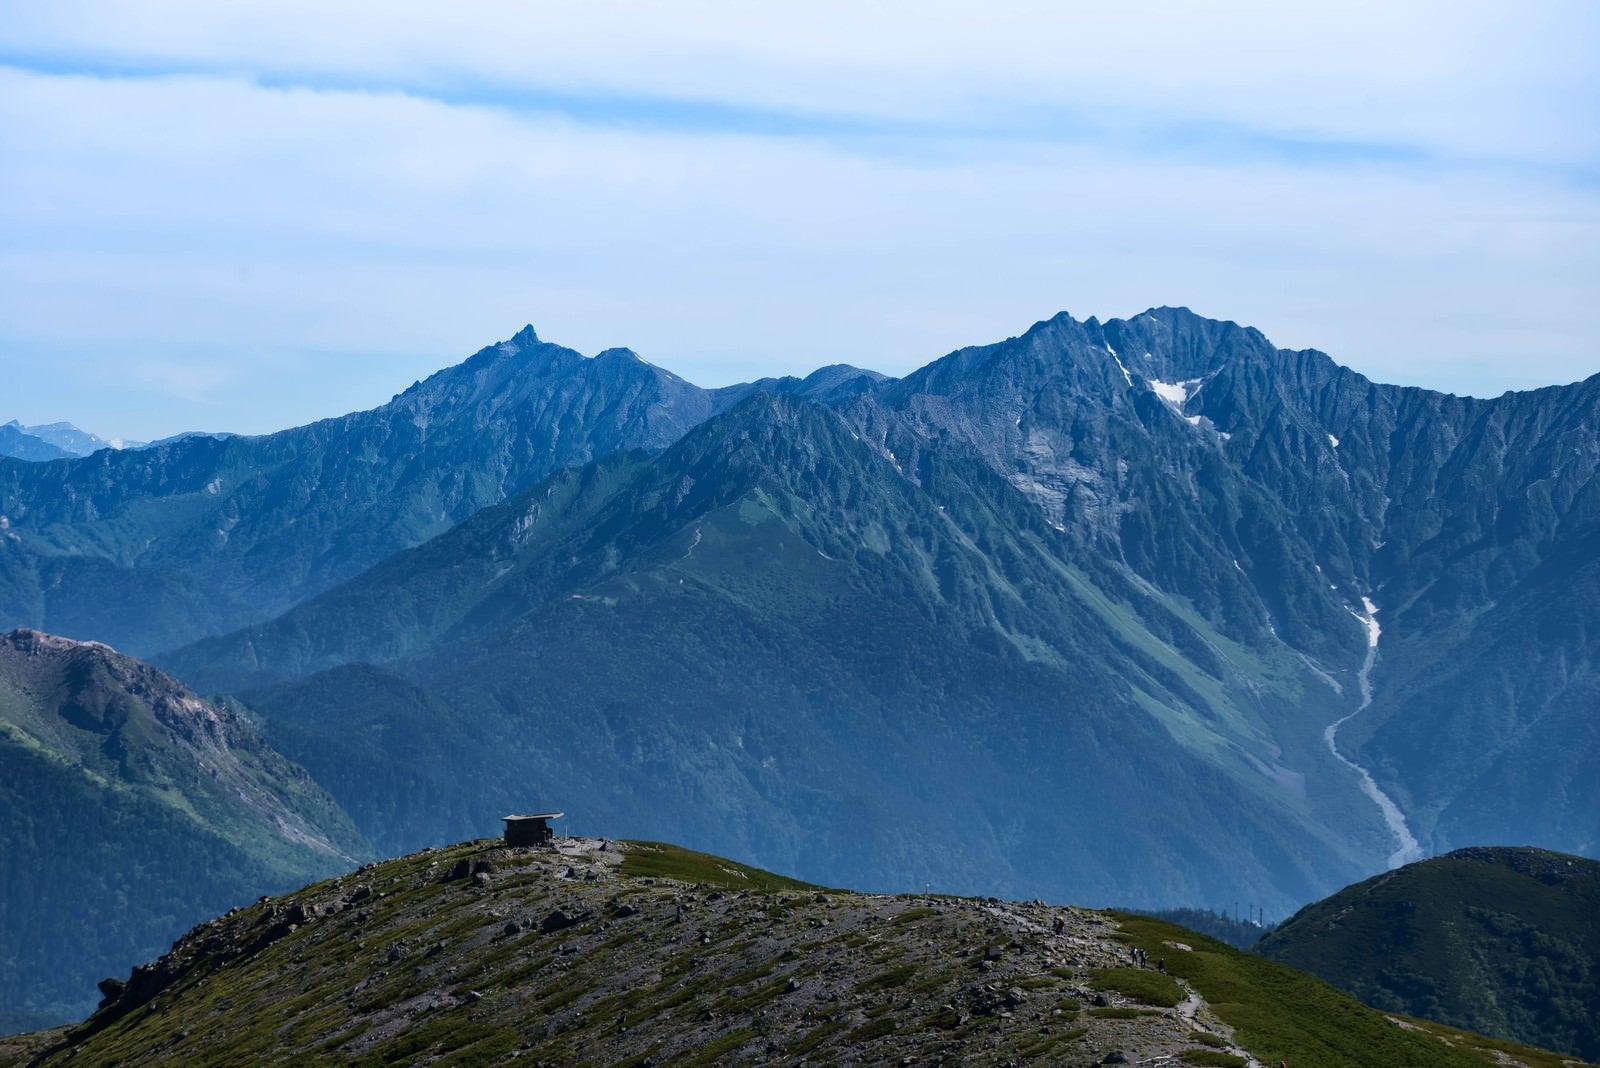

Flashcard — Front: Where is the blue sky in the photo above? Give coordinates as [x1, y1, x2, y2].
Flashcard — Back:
[2, 1, 1597, 440]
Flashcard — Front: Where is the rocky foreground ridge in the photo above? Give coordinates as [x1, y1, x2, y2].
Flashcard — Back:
[4, 839, 1589, 1068]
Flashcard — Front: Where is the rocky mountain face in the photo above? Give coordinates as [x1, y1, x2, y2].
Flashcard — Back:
[0, 329, 870, 655]
[2, 307, 1596, 984]
[5, 838, 1578, 1068]
[159, 390, 1372, 914]
[145, 309, 1598, 918]
[0, 630, 371, 1030]
[875, 308, 1600, 858]
[1257, 846, 1600, 1061]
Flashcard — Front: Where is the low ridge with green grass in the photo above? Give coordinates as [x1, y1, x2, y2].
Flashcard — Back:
[3, 838, 1590, 1067]
[1256, 846, 1600, 1062]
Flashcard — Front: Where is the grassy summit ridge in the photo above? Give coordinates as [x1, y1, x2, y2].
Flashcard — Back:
[4, 839, 1587, 1067]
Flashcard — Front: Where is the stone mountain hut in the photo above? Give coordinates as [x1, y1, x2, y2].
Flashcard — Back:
[502, 811, 563, 847]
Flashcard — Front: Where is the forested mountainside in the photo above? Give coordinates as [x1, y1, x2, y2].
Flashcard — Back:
[0, 630, 370, 1029]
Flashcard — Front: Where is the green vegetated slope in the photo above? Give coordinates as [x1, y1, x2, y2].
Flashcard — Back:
[1128, 908, 1273, 949]
[1110, 911, 1585, 1068]
[0, 630, 372, 1030]
[162, 392, 1371, 914]
[1256, 847, 1600, 1061]
[4, 838, 1582, 1068]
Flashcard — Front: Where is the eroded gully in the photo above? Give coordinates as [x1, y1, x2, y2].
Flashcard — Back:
[1321, 597, 1423, 869]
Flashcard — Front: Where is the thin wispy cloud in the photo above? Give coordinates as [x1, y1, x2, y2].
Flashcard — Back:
[0, 2, 1596, 438]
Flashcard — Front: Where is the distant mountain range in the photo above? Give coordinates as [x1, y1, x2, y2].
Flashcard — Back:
[0, 629, 369, 1030]
[1, 307, 1595, 977]
[1259, 846, 1600, 1061]
[0, 421, 129, 460]
[0, 329, 860, 653]
[0, 419, 239, 463]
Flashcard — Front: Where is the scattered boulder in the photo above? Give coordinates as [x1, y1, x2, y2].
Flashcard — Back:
[540, 909, 581, 934]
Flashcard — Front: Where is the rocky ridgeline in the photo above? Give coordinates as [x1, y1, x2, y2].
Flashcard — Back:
[11, 838, 1259, 1067]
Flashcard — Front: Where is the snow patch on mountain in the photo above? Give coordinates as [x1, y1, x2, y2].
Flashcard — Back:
[1108, 346, 1134, 388]
[1149, 379, 1193, 406]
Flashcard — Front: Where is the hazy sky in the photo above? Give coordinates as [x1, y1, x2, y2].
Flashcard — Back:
[3, 2, 1597, 440]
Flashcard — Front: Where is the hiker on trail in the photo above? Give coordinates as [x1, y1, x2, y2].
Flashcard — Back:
[1158, 958, 1166, 973]
[1053, 915, 1065, 935]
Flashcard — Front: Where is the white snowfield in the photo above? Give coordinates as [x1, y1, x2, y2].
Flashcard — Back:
[1149, 378, 1195, 406]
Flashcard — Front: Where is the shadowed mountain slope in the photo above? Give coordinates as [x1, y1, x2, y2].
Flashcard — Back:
[0, 630, 371, 1031]
[1257, 847, 1600, 1061]
[0, 329, 874, 655]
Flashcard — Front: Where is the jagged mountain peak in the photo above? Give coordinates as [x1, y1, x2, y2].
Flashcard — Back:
[887, 306, 1281, 409]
